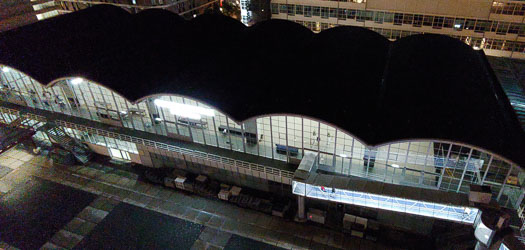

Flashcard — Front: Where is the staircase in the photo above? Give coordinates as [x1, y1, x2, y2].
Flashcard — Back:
[6, 117, 25, 128]
[38, 122, 92, 164]
[0, 116, 37, 155]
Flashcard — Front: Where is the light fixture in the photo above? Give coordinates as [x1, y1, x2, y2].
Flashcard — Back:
[154, 99, 214, 120]
[220, 7, 223, 11]
[392, 164, 400, 168]
[71, 77, 83, 85]
[511, 102, 525, 108]
[465, 208, 471, 214]
[454, 24, 461, 29]
[339, 154, 348, 158]
[2, 67, 9, 73]
[193, 14, 197, 18]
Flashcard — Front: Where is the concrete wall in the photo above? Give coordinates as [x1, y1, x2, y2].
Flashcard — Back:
[133, 144, 293, 193]
[86, 142, 110, 156]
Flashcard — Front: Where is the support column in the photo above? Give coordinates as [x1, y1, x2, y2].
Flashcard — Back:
[296, 195, 306, 221]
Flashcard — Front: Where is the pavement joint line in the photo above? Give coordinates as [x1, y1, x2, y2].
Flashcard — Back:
[9, 151, 343, 250]
[42, 195, 121, 249]
[43, 168, 297, 249]
[16, 156, 344, 250]
[48, 229, 83, 249]
[69, 172, 219, 217]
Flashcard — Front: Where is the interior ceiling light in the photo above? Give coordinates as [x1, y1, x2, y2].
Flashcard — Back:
[2, 67, 9, 73]
[154, 99, 214, 120]
[392, 164, 400, 168]
[71, 77, 83, 85]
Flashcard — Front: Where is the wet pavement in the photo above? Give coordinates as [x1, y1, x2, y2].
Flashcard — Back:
[0, 165, 13, 179]
[225, 235, 283, 250]
[0, 148, 404, 249]
[0, 178, 96, 249]
[75, 203, 204, 249]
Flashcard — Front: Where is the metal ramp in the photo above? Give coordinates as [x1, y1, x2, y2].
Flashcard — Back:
[37, 122, 92, 164]
[0, 116, 39, 155]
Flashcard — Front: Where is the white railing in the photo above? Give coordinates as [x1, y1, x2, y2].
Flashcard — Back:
[0, 106, 294, 185]
[59, 119, 295, 184]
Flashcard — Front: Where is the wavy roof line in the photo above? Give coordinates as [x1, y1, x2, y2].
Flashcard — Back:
[0, 4, 524, 168]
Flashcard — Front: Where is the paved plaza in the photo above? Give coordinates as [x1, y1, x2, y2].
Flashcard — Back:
[0, 148, 407, 249]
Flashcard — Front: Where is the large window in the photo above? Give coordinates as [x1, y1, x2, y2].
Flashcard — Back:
[313, 6, 320, 16]
[287, 4, 294, 15]
[271, 3, 278, 14]
[321, 7, 328, 19]
[338, 9, 347, 20]
[296, 5, 303, 16]
[492, 1, 524, 16]
[393, 13, 403, 25]
[279, 4, 287, 14]
[373, 11, 384, 23]
[0, 62, 523, 209]
[304, 6, 312, 17]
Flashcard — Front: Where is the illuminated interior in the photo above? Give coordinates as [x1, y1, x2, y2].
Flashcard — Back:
[0, 66, 522, 214]
[293, 181, 479, 224]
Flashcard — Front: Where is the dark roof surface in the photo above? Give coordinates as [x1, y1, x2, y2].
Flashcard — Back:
[0, 5, 524, 167]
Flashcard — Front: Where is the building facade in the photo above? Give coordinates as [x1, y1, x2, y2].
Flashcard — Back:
[270, 0, 525, 59]
[0, 0, 217, 32]
[1, 6, 525, 236]
[0, 66, 523, 214]
[56, 0, 217, 18]
[0, 0, 61, 32]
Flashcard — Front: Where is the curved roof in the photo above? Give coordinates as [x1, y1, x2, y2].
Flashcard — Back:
[0, 4, 524, 167]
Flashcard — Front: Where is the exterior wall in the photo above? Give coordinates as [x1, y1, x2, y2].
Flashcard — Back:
[271, 0, 525, 59]
[137, 145, 154, 167]
[85, 142, 111, 156]
[129, 152, 141, 164]
[366, 0, 492, 18]
[0, 0, 60, 32]
[0, 66, 523, 210]
[146, 150, 275, 192]
[55, 0, 216, 18]
[2, 0, 217, 32]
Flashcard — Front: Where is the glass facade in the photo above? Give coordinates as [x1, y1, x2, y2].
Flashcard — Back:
[292, 181, 479, 224]
[272, 3, 525, 55]
[0, 66, 523, 211]
[491, 1, 525, 16]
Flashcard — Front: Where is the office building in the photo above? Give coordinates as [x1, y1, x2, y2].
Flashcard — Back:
[1, 0, 216, 32]
[0, 0, 61, 32]
[1, 5, 525, 245]
[56, 0, 216, 18]
[271, 0, 525, 59]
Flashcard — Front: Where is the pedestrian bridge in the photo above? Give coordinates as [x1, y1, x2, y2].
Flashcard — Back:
[294, 152, 479, 224]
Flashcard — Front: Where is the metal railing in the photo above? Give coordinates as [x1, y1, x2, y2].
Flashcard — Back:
[0, 106, 294, 184]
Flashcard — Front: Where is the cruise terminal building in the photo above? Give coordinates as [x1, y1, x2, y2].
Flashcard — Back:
[0, 4, 525, 248]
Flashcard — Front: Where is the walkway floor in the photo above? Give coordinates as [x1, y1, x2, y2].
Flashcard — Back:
[0, 148, 405, 249]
